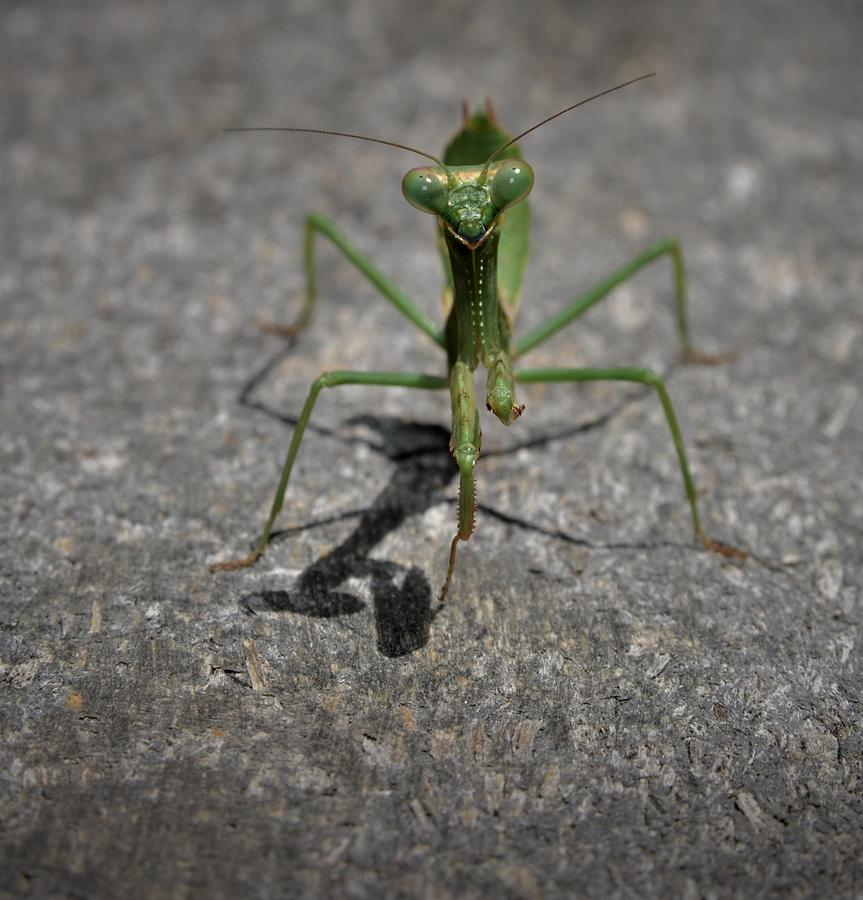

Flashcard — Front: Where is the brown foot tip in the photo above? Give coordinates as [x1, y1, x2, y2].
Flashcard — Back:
[700, 535, 747, 561]
[680, 348, 740, 366]
[437, 534, 463, 605]
[255, 318, 302, 338]
[209, 552, 261, 573]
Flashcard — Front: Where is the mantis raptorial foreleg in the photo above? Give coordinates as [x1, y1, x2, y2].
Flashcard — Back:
[210, 370, 447, 572]
[514, 366, 744, 558]
[440, 360, 481, 603]
[259, 212, 445, 348]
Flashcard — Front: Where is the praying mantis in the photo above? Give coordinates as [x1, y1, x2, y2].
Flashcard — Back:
[211, 74, 742, 603]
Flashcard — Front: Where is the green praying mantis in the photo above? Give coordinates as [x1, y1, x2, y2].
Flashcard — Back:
[211, 74, 743, 603]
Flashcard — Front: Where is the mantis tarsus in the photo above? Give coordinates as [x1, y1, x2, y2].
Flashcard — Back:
[211, 74, 743, 603]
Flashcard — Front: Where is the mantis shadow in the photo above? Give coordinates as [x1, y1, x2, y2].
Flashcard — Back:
[233, 344, 646, 656]
[240, 412, 456, 657]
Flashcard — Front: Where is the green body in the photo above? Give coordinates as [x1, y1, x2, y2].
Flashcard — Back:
[440, 110, 530, 323]
[212, 101, 742, 602]
[440, 112, 530, 579]
[400, 108, 538, 586]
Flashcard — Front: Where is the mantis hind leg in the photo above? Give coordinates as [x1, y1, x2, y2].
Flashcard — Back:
[515, 366, 745, 559]
[258, 212, 446, 349]
[514, 238, 729, 364]
[210, 370, 447, 572]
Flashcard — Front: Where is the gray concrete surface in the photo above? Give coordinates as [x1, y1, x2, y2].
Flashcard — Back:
[2, 0, 861, 897]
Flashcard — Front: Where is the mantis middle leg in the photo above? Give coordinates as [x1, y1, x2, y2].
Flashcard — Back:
[261, 212, 446, 348]
[514, 238, 701, 360]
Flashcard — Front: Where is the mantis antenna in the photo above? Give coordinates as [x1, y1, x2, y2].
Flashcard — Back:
[226, 75, 655, 172]
[224, 126, 444, 166]
[480, 72, 657, 177]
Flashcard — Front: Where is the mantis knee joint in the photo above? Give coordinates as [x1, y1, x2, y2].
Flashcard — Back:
[642, 368, 662, 389]
[314, 371, 338, 391]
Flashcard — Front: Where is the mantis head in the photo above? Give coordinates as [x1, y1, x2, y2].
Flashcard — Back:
[402, 160, 534, 244]
[226, 73, 653, 248]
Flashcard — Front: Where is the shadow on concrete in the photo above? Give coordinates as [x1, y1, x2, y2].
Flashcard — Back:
[233, 344, 653, 655]
[239, 411, 455, 657]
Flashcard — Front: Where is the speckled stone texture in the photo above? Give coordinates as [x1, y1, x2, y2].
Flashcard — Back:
[1, 1, 860, 897]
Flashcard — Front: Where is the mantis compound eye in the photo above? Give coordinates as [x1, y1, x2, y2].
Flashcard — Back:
[490, 160, 534, 210]
[402, 167, 449, 216]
